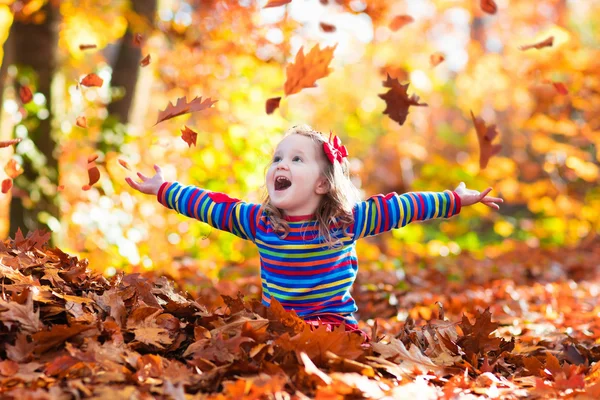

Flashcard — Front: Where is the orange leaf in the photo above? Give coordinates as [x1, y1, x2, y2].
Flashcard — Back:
[284, 44, 336, 96]
[0, 138, 22, 148]
[181, 125, 198, 148]
[118, 159, 132, 171]
[480, 0, 497, 15]
[470, 111, 501, 170]
[87, 154, 99, 163]
[57, 185, 65, 191]
[80, 73, 104, 88]
[552, 82, 568, 95]
[133, 33, 144, 47]
[4, 159, 23, 179]
[319, 22, 336, 33]
[140, 54, 151, 67]
[264, 0, 292, 8]
[379, 74, 427, 126]
[76, 116, 87, 128]
[79, 44, 97, 50]
[19, 86, 33, 104]
[2, 179, 12, 194]
[389, 15, 414, 31]
[430, 52, 445, 67]
[87, 165, 100, 187]
[519, 36, 554, 51]
[155, 96, 217, 125]
[266, 97, 281, 114]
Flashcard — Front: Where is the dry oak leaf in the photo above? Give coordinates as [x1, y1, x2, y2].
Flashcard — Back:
[389, 15, 414, 31]
[79, 44, 97, 50]
[4, 159, 23, 179]
[430, 52, 445, 67]
[480, 0, 497, 15]
[284, 44, 337, 96]
[140, 54, 151, 67]
[118, 158, 132, 170]
[5, 333, 34, 363]
[80, 73, 104, 88]
[379, 74, 427, 126]
[19, 85, 33, 104]
[155, 96, 217, 125]
[264, 0, 292, 8]
[0, 291, 43, 333]
[266, 97, 281, 114]
[84, 164, 100, 190]
[181, 125, 198, 147]
[133, 33, 144, 47]
[519, 36, 554, 51]
[0, 359, 19, 376]
[470, 111, 501, 170]
[32, 323, 93, 355]
[552, 82, 568, 95]
[0, 138, 22, 148]
[371, 338, 445, 376]
[320, 22, 336, 32]
[76, 115, 87, 128]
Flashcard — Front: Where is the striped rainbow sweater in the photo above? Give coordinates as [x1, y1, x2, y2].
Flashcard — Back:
[157, 182, 461, 327]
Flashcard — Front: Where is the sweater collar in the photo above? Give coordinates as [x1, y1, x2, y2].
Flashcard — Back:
[283, 213, 316, 222]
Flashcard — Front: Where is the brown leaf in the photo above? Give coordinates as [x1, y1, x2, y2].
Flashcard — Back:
[430, 52, 445, 67]
[181, 125, 198, 147]
[133, 33, 144, 47]
[519, 36, 554, 51]
[0, 290, 43, 333]
[87, 154, 99, 163]
[76, 115, 87, 128]
[389, 15, 414, 31]
[266, 97, 281, 114]
[264, 0, 292, 8]
[118, 158, 132, 170]
[371, 338, 445, 376]
[379, 74, 427, 126]
[0, 138, 22, 148]
[470, 111, 501, 170]
[140, 54, 151, 67]
[80, 73, 104, 87]
[480, 0, 497, 14]
[32, 324, 92, 355]
[0, 360, 19, 376]
[319, 22, 336, 32]
[284, 44, 336, 96]
[19, 85, 33, 104]
[79, 44, 97, 50]
[86, 165, 100, 188]
[5, 333, 34, 362]
[4, 159, 23, 179]
[155, 96, 217, 125]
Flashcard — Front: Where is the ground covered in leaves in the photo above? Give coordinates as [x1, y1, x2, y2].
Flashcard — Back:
[1, 231, 599, 399]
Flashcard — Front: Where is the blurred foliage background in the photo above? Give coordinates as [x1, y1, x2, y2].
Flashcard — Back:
[0, 0, 598, 282]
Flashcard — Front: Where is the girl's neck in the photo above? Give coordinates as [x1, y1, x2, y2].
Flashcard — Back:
[283, 212, 316, 222]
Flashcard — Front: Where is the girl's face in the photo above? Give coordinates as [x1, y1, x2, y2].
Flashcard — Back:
[266, 134, 329, 216]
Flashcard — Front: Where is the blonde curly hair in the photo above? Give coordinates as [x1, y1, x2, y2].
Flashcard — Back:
[261, 124, 361, 248]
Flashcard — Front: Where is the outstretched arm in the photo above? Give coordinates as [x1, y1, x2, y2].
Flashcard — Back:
[125, 165, 260, 242]
[454, 182, 503, 210]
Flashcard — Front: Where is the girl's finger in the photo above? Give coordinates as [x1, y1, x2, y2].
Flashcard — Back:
[483, 196, 504, 203]
[483, 201, 500, 210]
[125, 177, 141, 191]
[137, 172, 149, 181]
[479, 187, 492, 199]
[154, 164, 163, 174]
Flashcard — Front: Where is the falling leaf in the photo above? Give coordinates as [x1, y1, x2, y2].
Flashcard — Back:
[430, 52, 445, 67]
[284, 44, 337, 96]
[389, 15, 414, 31]
[2, 179, 12, 193]
[80, 73, 104, 88]
[266, 97, 281, 114]
[181, 126, 198, 148]
[155, 96, 217, 125]
[519, 36, 554, 51]
[470, 111, 502, 170]
[0, 138, 22, 148]
[19, 86, 33, 104]
[118, 159, 132, 171]
[133, 33, 144, 47]
[140, 54, 151, 67]
[4, 159, 23, 179]
[57, 185, 65, 191]
[76, 116, 87, 128]
[552, 82, 568, 95]
[480, 0, 497, 15]
[79, 44, 97, 50]
[264, 0, 292, 8]
[319, 22, 336, 32]
[86, 165, 100, 189]
[88, 154, 99, 163]
[379, 74, 428, 126]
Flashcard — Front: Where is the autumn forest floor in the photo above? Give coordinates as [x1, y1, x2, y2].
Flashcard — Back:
[1, 231, 599, 399]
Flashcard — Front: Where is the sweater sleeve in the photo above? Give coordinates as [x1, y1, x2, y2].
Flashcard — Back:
[348, 190, 461, 241]
[157, 181, 261, 242]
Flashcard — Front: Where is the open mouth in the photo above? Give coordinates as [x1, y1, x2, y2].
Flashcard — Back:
[274, 176, 292, 191]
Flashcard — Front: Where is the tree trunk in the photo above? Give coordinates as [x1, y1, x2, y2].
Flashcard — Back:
[107, 0, 157, 123]
[7, 3, 59, 238]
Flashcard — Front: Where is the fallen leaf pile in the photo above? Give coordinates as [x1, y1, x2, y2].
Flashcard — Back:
[1, 230, 599, 398]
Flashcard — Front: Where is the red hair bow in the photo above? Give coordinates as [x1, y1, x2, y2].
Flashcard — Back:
[323, 131, 348, 164]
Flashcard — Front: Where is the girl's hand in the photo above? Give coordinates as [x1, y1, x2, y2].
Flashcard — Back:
[454, 182, 503, 210]
[125, 164, 165, 196]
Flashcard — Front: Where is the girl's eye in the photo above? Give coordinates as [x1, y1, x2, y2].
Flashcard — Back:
[293, 156, 302, 162]
[273, 156, 281, 162]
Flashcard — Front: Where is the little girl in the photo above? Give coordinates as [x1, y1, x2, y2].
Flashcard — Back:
[125, 125, 503, 339]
